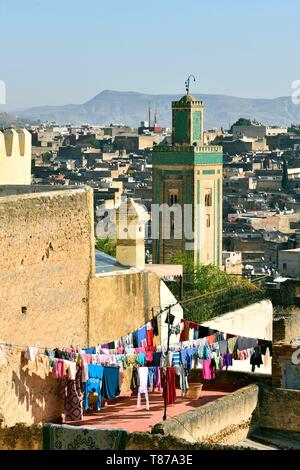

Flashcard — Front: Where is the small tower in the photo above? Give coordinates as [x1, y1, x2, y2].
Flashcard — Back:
[116, 198, 149, 268]
[0, 128, 32, 185]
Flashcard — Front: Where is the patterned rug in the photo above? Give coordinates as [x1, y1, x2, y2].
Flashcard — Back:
[43, 424, 128, 450]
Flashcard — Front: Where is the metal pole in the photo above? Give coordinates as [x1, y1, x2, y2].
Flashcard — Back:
[179, 275, 183, 301]
[163, 305, 171, 421]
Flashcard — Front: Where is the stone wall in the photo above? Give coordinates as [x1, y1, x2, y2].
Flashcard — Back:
[273, 307, 300, 342]
[0, 424, 43, 450]
[0, 350, 64, 428]
[152, 385, 260, 444]
[189, 369, 271, 388]
[202, 299, 273, 341]
[0, 188, 94, 347]
[0, 188, 94, 426]
[89, 271, 160, 345]
[258, 385, 300, 432]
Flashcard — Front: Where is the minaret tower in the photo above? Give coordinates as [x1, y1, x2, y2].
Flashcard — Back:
[152, 77, 223, 266]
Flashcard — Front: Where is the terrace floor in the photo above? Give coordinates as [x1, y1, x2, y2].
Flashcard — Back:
[67, 386, 236, 433]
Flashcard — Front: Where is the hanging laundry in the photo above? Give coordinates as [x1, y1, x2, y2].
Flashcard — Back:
[63, 360, 77, 380]
[137, 367, 150, 410]
[180, 348, 197, 371]
[145, 350, 153, 365]
[165, 313, 175, 325]
[161, 367, 176, 405]
[83, 347, 96, 354]
[130, 366, 140, 392]
[260, 340, 272, 357]
[175, 365, 189, 396]
[227, 337, 237, 354]
[84, 364, 104, 411]
[101, 366, 120, 400]
[179, 319, 190, 342]
[172, 351, 181, 367]
[263, 347, 271, 368]
[237, 336, 258, 351]
[24, 346, 39, 362]
[59, 363, 84, 421]
[120, 366, 133, 395]
[137, 326, 147, 348]
[207, 334, 216, 345]
[137, 353, 146, 365]
[146, 322, 154, 347]
[147, 367, 161, 392]
[250, 347, 263, 373]
[222, 353, 233, 368]
[132, 331, 139, 348]
[218, 340, 228, 356]
[151, 317, 159, 336]
[202, 359, 216, 380]
[126, 354, 138, 366]
[52, 358, 64, 379]
[152, 352, 162, 367]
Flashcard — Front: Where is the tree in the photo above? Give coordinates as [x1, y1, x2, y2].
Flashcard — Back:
[168, 252, 263, 323]
[281, 159, 289, 191]
[230, 118, 252, 133]
[95, 236, 116, 257]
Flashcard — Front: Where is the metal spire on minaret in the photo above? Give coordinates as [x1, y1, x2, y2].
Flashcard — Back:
[185, 75, 196, 95]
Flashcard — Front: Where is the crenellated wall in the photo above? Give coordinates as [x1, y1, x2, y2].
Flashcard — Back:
[0, 129, 32, 185]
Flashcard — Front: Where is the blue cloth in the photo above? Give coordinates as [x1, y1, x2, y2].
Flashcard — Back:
[180, 348, 197, 371]
[137, 353, 146, 365]
[85, 365, 104, 411]
[147, 367, 159, 391]
[137, 326, 146, 347]
[83, 347, 96, 354]
[101, 366, 120, 400]
[172, 351, 181, 366]
[203, 344, 212, 360]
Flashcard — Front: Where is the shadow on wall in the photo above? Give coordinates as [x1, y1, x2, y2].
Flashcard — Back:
[9, 353, 63, 425]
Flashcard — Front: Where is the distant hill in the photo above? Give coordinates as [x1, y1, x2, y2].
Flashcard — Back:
[20, 90, 300, 129]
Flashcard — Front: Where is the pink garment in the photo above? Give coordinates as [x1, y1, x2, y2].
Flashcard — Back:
[117, 348, 124, 354]
[135, 347, 146, 354]
[55, 359, 64, 378]
[98, 354, 110, 364]
[202, 359, 216, 380]
[82, 354, 92, 364]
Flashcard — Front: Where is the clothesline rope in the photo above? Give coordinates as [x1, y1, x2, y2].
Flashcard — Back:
[0, 287, 270, 354]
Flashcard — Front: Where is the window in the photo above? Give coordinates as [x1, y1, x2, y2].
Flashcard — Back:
[168, 190, 178, 206]
[205, 189, 212, 207]
[206, 214, 210, 228]
[283, 262, 287, 271]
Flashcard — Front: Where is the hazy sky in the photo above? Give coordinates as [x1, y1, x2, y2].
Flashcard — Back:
[1, 0, 300, 109]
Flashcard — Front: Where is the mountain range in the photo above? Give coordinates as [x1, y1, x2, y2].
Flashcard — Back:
[17, 90, 300, 129]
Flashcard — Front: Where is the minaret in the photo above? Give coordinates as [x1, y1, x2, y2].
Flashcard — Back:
[116, 198, 149, 269]
[152, 79, 223, 267]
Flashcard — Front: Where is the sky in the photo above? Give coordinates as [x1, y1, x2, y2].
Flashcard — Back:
[0, 0, 300, 109]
